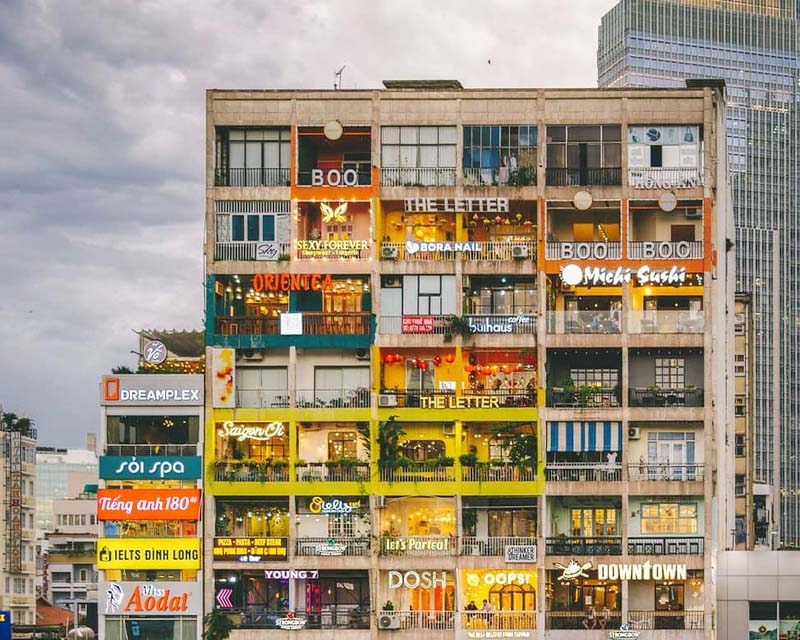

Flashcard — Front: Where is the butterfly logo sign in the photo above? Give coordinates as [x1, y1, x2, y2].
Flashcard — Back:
[320, 202, 348, 223]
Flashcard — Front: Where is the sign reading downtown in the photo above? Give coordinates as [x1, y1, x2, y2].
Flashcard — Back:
[99, 456, 202, 480]
[97, 539, 201, 570]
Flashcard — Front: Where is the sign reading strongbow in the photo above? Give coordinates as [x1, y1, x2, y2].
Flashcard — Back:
[213, 537, 288, 562]
[101, 581, 201, 616]
[420, 396, 499, 409]
[217, 421, 285, 442]
[97, 489, 201, 521]
[404, 198, 509, 213]
[99, 456, 202, 480]
[97, 538, 200, 570]
[252, 273, 332, 293]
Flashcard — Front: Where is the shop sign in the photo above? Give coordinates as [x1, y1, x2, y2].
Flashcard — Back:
[469, 314, 531, 334]
[99, 456, 202, 480]
[280, 313, 303, 335]
[295, 239, 369, 258]
[609, 624, 639, 640]
[217, 420, 285, 442]
[636, 241, 695, 259]
[383, 537, 450, 553]
[597, 561, 687, 581]
[97, 489, 202, 521]
[404, 240, 482, 255]
[313, 169, 360, 186]
[308, 496, 361, 515]
[388, 570, 448, 589]
[211, 348, 235, 408]
[255, 242, 280, 261]
[0, 611, 8, 640]
[101, 581, 201, 616]
[252, 273, 333, 293]
[555, 560, 593, 582]
[561, 263, 688, 287]
[505, 545, 537, 563]
[101, 375, 203, 405]
[314, 540, 348, 556]
[97, 538, 201, 570]
[213, 537, 288, 562]
[402, 315, 434, 334]
[420, 396, 500, 409]
[462, 632, 532, 640]
[559, 243, 618, 260]
[264, 570, 319, 580]
[276, 611, 307, 630]
[464, 570, 536, 587]
[142, 341, 167, 365]
[404, 197, 509, 213]
[629, 172, 700, 190]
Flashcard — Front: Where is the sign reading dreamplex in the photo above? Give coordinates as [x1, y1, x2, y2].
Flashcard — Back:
[101, 581, 201, 616]
[101, 375, 203, 406]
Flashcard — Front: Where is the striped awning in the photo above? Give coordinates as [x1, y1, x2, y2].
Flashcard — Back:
[547, 421, 622, 452]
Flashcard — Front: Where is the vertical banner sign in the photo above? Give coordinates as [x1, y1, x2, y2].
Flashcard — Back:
[0, 612, 10, 640]
[212, 348, 235, 408]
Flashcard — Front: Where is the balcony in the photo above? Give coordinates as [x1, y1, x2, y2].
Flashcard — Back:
[295, 388, 370, 409]
[213, 461, 289, 483]
[381, 390, 536, 409]
[378, 315, 450, 335]
[378, 463, 455, 483]
[627, 167, 704, 190]
[627, 610, 704, 630]
[379, 240, 536, 262]
[546, 387, 620, 408]
[546, 611, 621, 630]
[228, 607, 370, 630]
[629, 241, 703, 260]
[216, 313, 371, 337]
[628, 462, 704, 481]
[104, 443, 197, 456]
[628, 310, 705, 334]
[380, 535, 456, 557]
[628, 387, 704, 407]
[460, 536, 537, 557]
[380, 167, 457, 187]
[546, 311, 621, 335]
[628, 536, 705, 555]
[463, 166, 537, 187]
[461, 462, 536, 482]
[545, 167, 622, 186]
[294, 462, 370, 482]
[214, 167, 290, 187]
[545, 536, 622, 555]
[377, 610, 455, 630]
[295, 537, 370, 556]
[214, 241, 291, 261]
[545, 462, 622, 482]
[462, 611, 537, 630]
[463, 314, 537, 336]
[236, 388, 290, 408]
[545, 242, 621, 261]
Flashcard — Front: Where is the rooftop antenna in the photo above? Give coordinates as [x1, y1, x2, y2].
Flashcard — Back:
[334, 65, 346, 90]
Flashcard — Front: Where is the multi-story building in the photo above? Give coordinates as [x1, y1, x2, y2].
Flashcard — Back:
[0, 415, 38, 625]
[203, 82, 731, 639]
[97, 373, 204, 640]
[36, 442, 98, 533]
[597, 0, 800, 547]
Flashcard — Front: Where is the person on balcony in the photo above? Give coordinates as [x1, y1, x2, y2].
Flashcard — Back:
[583, 605, 597, 630]
[598, 605, 611, 629]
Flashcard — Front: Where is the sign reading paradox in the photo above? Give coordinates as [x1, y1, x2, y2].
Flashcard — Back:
[404, 198, 509, 213]
[561, 264, 688, 287]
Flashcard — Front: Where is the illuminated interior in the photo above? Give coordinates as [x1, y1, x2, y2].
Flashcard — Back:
[380, 497, 456, 537]
[215, 498, 289, 537]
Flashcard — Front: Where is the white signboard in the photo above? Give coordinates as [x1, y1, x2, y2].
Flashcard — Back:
[255, 242, 280, 261]
[505, 545, 537, 563]
[280, 312, 303, 335]
[100, 581, 201, 616]
[561, 263, 688, 287]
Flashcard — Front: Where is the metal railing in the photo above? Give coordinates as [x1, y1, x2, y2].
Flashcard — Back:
[295, 537, 370, 556]
[294, 462, 370, 482]
[460, 536, 537, 556]
[295, 388, 370, 408]
[545, 536, 623, 555]
[104, 444, 197, 456]
[379, 464, 455, 482]
[546, 310, 622, 334]
[378, 315, 451, 335]
[378, 610, 456, 630]
[380, 241, 537, 262]
[463, 389, 537, 407]
[546, 167, 622, 186]
[102, 522, 191, 538]
[626, 610, 704, 630]
[546, 611, 622, 630]
[628, 536, 705, 555]
[627, 167, 704, 190]
[462, 166, 537, 186]
[462, 611, 537, 630]
[471, 241, 536, 261]
[215, 313, 372, 336]
[628, 387, 704, 407]
[628, 463, 705, 482]
[628, 241, 703, 260]
[380, 535, 456, 556]
[235, 388, 289, 408]
[545, 242, 622, 260]
[228, 607, 370, 629]
[547, 387, 621, 408]
[213, 461, 289, 482]
[628, 310, 705, 334]
[545, 462, 622, 482]
[463, 314, 537, 335]
[214, 167, 291, 187]
[380, 167, 457, 187]
[461, 463, 537, 482]
[214, 241, 291, 261]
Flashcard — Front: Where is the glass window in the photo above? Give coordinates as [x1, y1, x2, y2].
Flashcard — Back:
[380, 126, 457, 169]
[641, 502, 697, 534]
[570, 507, 618, 537]
[401, 440, 445, 461]
[215, 499, 289, 537]
[655, 358, 685, 388]
[327, 431, 357, 460]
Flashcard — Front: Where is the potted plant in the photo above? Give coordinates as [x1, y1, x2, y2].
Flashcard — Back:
[459, 452, 478, 467]
[203, 609, 235, 640]
[444, 315, 473, 343]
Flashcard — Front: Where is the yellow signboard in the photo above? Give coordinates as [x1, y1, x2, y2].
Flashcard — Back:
[97, 538, 201, 570]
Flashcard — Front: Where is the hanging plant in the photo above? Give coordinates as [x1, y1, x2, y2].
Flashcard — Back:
[443, 316, 473, 343]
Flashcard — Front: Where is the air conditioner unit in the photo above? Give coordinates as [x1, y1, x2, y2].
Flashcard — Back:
[628, 427, 641, 440]
[355, 348, 370, 361]
[443, 424, 455, 436]
[685, 208, 702, 219]
[382, 246, 399, 260]
[241, 349, 264, 361]
[376, 495, 386, 508]
[378, 393, 398, 407]
[378, 614, 400, 630]
[382, 276, 402, 288]
[511, 244, 530, 259]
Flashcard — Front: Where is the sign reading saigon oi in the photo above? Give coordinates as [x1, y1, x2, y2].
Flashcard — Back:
[101, 581, 201, 616]
[99, 456, 202, 480]
[97, 489, 202, 521]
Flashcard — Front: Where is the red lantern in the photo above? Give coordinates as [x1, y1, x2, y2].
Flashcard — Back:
[433, 356, 442, 367]
[502, 364, 513, 375]
[491, 364, 500, 375]
[515, 363, 524, 372]
[481, 365, 492, 376]
[445, 353, 455, 364]
[394, 353, 402, 363]
[410, 358, 418, 368]
[383, 353, 393, 364]
[420, 361, 429, 370]
[526, 357, 536, 366]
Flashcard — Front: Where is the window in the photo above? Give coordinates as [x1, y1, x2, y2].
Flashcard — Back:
[655, 358, 685, 388]
[215, 201, 290, 245]
[570, 368, 618, 388]
[314, 367, 370, 392]
[735, 353, 746, 376]
[381, 126, 457, 168]
[489, 438, 513, 461]
[327, 431, 357, 460]
[735, 475, 746, 497]
[571, 507, 618, 537]
[628, 125, 701, 169]
[235, 367, 288, 408]
[225, 128, 291, 169]
[400, 440, 445, 461]
[735, 313, 745, 335]
[329, 513, 355, 538]
[487, 508, 536, 537]
[215, 500, 289, 537]
[640, 502, 697, 534]
[735, 395, 746, 416]
[402, 275, 457, 315]
[735, 434, 746, 457]
[462, 125, 537, 185]
[546, 125, 621, 169]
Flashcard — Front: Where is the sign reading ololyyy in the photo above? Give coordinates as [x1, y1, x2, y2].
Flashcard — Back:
[99, 456, 202, 480]
[101, 581, 201, 616]
[404, 198, 509, 213]
[561, 263, 688, 287]
[97, 489, 201, 521]
[217, 421, 285, 442]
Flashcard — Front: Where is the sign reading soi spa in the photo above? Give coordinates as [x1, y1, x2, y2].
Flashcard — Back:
[97, 489, 201, 521]
[101, 374, 203, 406]
[99, 456, 202, 480]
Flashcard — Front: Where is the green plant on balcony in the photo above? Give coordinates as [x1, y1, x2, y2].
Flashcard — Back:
[462, 508, 478, 536]
[203, 608, 235, 640]
[378, 415, 406, 468]
[508, 434, 538, 470]
[576, 384, 596, 407]
[459, 452, 478, 467]
[215, 513, 231, 536]
[443, 315, 473, 343]
[438, 456, 455, 467]
[645, 384, 663, 406]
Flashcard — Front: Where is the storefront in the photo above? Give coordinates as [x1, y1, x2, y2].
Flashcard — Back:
[463, 276, 537, 316]
[380, 497, 456, 555]
[214, 421, 289, 482]
[214, 498, 289, 539]
[295, 201, 371, 259]
[463, 350, 537, 405]
[627, 569, 704, 630]
[546, 569, 621, 630]
[295, 496, 371, 556]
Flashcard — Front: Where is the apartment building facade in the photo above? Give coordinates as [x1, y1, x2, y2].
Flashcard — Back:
[203, 83, 731, 639]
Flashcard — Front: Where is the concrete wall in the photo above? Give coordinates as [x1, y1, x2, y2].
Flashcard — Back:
[628, 351, 703, 388]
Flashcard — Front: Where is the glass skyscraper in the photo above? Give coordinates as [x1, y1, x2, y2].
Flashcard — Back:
[598, 0, 800, 546]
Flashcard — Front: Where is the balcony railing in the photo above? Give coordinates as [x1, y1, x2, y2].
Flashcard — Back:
[628, 241, 703, 260]
[295, 537, 370, 556]
[545, 167, 622, 186]
[628, 462, 704, 482]
[378, 315, 451, 335]
[214, 167, 291, 187]
[627, 610, 704, 630]
[380, 167, 457, 187]
[104, 444, 197, 456]
[380, 535, 456, 557]
[547, 387, 620, 408]
[461, 462, 537, 482]
[379, 464, 454, 482]
[545, 536, 622, 555]
[235, 388, 289, 408]
[229, 607, 370, 630]
[627, 166, 704, 190]
[545, 462, 622, 482]
[460, 536, 537, 557]
[462, 611, 537, 630]
[380, 241, 536, 262]
[463, 314, 537, 335]
[215, 313, 372, 336]
[546, 611, 622, 630]
[377, 610, 455, 630]
[381, 390, 536, 408]
[213, 461, 289, 483]
[545, 242, 622, 260]
[628, 387, 704, 407]
[628, 536, 705, 555]
[628, 310, 705, 334]
[214, 241, 291, 261]
[463, 166, 537, 186]
[295, 462, 370, 482]
[296, 388, 370, 408]
[546, 311, 621, 334]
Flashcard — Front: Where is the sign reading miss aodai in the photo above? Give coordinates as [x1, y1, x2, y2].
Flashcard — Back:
[102, 581, 201, 616]
[561, 263, 688, 287]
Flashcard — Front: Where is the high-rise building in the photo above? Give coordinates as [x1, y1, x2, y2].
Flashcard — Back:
[598, 0, 800, 547]
[36, 442, 98, 533]
[203, 83, 731, 637]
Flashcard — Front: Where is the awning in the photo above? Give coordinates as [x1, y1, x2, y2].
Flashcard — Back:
[547, 421, 622, 452]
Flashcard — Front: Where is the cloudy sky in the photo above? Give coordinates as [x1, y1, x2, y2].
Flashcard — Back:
[0, 0, 613, 448]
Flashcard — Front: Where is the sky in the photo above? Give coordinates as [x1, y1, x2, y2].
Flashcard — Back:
[0, 0, 613, 448]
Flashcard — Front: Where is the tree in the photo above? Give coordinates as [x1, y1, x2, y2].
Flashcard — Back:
[203, 609, 234, 640]
[111, 365, 134, 374]
[1, 412, 34, 436]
